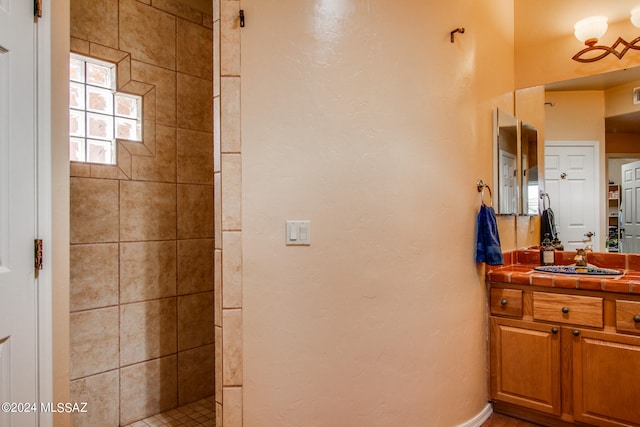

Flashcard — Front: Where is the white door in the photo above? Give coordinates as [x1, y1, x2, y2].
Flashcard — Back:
[621, 161, 640, 254]
[499, 149, 518, 214]
[544, 142, 599, 252]
[0, 0, 39, 425]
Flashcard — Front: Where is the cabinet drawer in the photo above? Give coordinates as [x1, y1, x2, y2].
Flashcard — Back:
[616, 300, 640, 335]
[490, 288, 523, 318]
[533, 292, 603, 328]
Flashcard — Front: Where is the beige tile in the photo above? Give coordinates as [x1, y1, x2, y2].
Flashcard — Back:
[177, 73, 213, 132]
[132, 125, 177, 183]
[222, 231, 242, 309]
[120, 241, 177, 303]
[214, 173, 222, 248]
[119, 0, 176, 69]
[222, 308, 242, 386]
[70, 178, 119, 244]
[216, 402, 222, 427]
[70, 370, 119, 427]
[178, 344, 215, 405]
[212, 0, 220, 22]
[152, 0, 203, 24]
[70, 37, 90, 55]
[177, 128, 214, 185]
[70, 307, 119, 379]
[213, 96, 221, 172]
[221, 154, 241, 230]
[177, 184, 214, 239]
[213, 21, 220, 97]
[222, 386, 242, 427]
[177, 239, 214, 295]
[70, 162, 91, 177]
[120, 356, 178, 425]
[120, 181, 177, 241]
[88, 43, 129, 65]
[221, 77, 240, 152]
[117, 142, 133, 179]
[70, 243, 119, 312]
[70, 0, 118, 48]
[120, 298, 177, 366]
[131, 60, 176, 126]
[220, 0, 240, 76]
[177, 292, 214, 350]
[214, 249, 222, 326]
[117, 56, 132, 91]
[177, 18, 213, 79]
[215, 326, 222, 403]
[203, 13, 213, 28]
[89, 164, 120, 180]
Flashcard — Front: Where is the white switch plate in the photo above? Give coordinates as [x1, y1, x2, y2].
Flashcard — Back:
[286, 220, 310, 245]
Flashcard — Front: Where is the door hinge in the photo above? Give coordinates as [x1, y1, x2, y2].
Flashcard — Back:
[34, 239, 43, 271]
[34, 0, 42, 19]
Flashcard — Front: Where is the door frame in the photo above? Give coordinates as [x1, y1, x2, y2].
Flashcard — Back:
[545, 141, 603, 251]
[36, 6, 53, 426]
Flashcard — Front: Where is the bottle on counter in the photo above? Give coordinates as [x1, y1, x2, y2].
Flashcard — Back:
[551, 233, 564, 251]
[540, 233, 556, 266]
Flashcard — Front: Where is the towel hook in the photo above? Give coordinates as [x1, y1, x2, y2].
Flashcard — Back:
[539, 190, 551, 210]
[477, 179, 493, 207]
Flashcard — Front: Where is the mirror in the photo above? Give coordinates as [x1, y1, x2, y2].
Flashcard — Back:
[525, 66, 640, 251]
[495, 109, 519, 214]
[520, 122, 539, 215]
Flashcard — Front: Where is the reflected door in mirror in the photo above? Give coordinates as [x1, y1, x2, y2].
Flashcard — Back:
[495, 109, 519, 214]
[521, 122, 539, 215]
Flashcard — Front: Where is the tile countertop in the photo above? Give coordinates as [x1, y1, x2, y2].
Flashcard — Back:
[486, 249, 640, 295]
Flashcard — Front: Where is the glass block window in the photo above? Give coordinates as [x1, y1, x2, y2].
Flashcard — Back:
[69, 54, 142, 165]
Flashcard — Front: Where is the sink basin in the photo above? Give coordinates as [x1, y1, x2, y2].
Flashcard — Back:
[533, 265, 623, 276]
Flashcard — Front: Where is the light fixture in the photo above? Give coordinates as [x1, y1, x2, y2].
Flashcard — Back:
[574, 16, 608, 46]
[572, 9, 640, 62]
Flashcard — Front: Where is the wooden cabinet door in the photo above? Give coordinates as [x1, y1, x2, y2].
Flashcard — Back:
[490, 317, 561, 415]
[573, 329, 640, 426]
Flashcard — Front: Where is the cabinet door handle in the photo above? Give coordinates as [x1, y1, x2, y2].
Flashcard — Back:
[634, 315, 640, 323]
[572, 329, 580, 336]
[500, 299, 508, 306]
[562, 306, 570, 314]
[551, 327, 558, 334]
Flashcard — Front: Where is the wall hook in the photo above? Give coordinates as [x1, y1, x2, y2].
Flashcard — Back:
[450, 28, 465, 43]
[239, 10, 245, 27]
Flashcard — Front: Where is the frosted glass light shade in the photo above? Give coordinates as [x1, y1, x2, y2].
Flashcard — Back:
[631, 7, 640, 28]
[574, 16, 608, 45]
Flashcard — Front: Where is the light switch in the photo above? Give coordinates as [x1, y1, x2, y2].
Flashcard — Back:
[286, 220, 310, 245]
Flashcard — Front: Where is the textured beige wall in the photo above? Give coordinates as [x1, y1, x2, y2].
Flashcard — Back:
[241, 1, 514, 426]
[68, 1, 214, 425]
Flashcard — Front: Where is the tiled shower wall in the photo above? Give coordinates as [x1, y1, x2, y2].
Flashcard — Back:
[68, 0, 215, 425]
[214, 0, 243, 425]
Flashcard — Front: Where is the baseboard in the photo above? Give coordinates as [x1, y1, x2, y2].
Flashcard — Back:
[456, 403, 492, 427]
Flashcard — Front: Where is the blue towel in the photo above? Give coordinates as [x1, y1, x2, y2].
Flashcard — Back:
[475, 204, 504, 266]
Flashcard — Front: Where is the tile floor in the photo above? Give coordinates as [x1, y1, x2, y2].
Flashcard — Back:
[120, 400, 543, 427]
[122, 395, 216, 427]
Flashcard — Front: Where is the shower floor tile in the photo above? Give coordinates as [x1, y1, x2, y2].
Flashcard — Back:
[123, 395, 216, 427]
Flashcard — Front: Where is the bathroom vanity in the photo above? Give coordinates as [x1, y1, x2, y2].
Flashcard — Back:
[487, 250, 640, 427]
